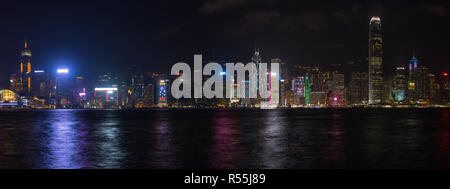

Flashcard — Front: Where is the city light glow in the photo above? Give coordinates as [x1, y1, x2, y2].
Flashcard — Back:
[95, 88, 118, 91]
[57, 69, 69, 74]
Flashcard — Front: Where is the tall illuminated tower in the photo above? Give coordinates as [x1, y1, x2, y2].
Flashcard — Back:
[19, 41, 32, 97]
[408, 53, 418, 101]
[368, 17, 383, 104]
[251, 48, 262, 106]
[305, 76, 310, 105]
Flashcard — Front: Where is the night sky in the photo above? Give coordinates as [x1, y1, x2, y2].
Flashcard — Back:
[1, 0, 449, 88]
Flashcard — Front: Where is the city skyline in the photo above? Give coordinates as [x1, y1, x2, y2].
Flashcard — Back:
[1, 1, 450, 88]
[2, 2, 450, 184]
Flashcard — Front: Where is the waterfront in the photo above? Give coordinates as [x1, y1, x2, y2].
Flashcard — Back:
[0, 108, 449, 169]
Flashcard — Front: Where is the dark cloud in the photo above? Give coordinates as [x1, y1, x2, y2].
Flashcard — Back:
[300, 12, 328, 31]
[351, 4, 362, 12]
[200, 0, 242, 14]
[277, 14, 302, 32]
[331, 4, 363, 24]
[422, 5, 450, 16]
[242, 11, 281, 32]
[238, 10, 328, 34]
[332, 9, 352, 23]
[199, 0, 277, 14]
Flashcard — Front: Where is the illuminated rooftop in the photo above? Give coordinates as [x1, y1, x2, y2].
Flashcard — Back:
[370, 16, 381, 23]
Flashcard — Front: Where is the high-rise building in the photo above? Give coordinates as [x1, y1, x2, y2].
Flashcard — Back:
[19, 41, 32, 97]
[9, 74, 22, 94]
[305, 76, 311, 105]
[74, 76, 88, 108]
[408, 54, 419, 101]
[292, 76, 306, 106]
[252, 48, 262, 64]
[438, 72, 450, 104]
[251, 49, 262, 106]
[272, 58, 289, 107]
[144, 83, 155, 107]
[309, 91, 327, 106]
[32, 70, 53, 104]
[416, 66, 432, 103]
[94, 73, 119, 108]
[383, 77, 394, 103]
[328, 72, 345, 91]
[368, 17, 383, 104]
[55, 69, 73, 108]
[327, 72, 345, 106]
[350, 72, 369, 105]
[393, 67, 407, 103]
[157, 77, 169, 107]
[94, 87, 119, 108]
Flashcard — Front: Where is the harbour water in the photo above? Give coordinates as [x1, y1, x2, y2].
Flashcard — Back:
[0, 108, 449, 169]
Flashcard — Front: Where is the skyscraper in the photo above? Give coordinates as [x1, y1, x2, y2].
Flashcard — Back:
[408, 54, 419, 101]
[368, 17, 383, 104]
[393, 67, 407, 103]
[252, 48, 262, 64]
[272, 58, 288, 106]
[350, 72, 369, 105]
[157, 77, 169, 107]
[251, 48, 262, 106]
[292, 76, 306, 106]
[19, 41, 32, 97]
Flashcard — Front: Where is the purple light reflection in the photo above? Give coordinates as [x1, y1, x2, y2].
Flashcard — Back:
[209, 111, 242, 169]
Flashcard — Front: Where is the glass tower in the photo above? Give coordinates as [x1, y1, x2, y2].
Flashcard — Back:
[368, 17, 383, 105]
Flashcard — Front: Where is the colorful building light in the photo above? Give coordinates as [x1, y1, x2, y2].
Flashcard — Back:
[158, 80, 168, 104]
[305, 76, 310, 105]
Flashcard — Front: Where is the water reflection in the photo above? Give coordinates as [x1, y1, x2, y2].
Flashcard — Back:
[259, 110, 288, 168]
[47, 110, 84, 169]
[150, 112, 175, 168]
[0, 109, 450, 169]
[437, 110, 450, 168]
[209, 111, 241, 169]
[0, 113, 22, 168]
[95, 111, 125, 168]
[325, 113, 345, 165]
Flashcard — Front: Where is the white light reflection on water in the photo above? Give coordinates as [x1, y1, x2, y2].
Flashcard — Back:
[259, 110, 288, 168]
[95, 111, 126, 168]
[47, 110, 83, 169]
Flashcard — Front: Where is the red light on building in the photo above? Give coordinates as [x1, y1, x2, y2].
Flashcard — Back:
[443, 72, 448, 77]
